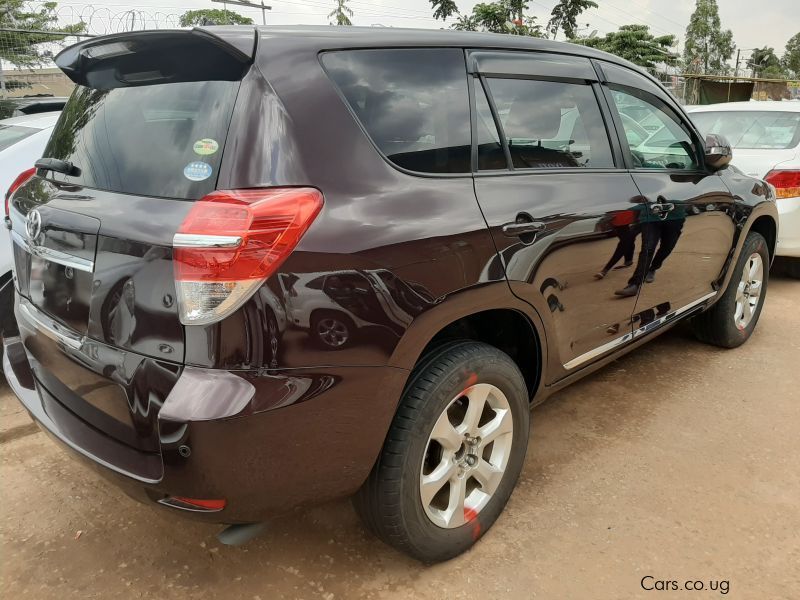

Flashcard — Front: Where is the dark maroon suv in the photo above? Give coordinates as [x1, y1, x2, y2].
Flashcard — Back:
[2, 26, 778, 562]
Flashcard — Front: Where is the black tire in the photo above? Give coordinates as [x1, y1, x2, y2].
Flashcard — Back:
[0, 275, 15, 368]
[310, 310, 354, 350]
[692, 231, 769, 348]
[353, 341, 530, 563]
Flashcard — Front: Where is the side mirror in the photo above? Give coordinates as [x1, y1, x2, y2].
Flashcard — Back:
[704, 133, 732, 171]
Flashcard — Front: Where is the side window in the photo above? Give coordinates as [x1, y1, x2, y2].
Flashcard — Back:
[474, 79, 506, 170]
[609, 87, 699, 170]
[321, 48, 471, 174]
[483, 78, 614, 169]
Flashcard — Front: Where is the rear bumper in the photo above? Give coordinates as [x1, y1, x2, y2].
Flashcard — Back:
[3, 330, 408, 523]
[777, 197, 800, 258]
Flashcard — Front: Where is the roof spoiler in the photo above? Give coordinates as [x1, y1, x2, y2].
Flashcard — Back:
[55, 27, 257, 90]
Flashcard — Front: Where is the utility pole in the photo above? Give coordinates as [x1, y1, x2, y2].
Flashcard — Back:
[727, 48, 741, 102]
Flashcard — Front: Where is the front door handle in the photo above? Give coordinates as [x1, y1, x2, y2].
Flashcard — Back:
[502, 221, 546, 237]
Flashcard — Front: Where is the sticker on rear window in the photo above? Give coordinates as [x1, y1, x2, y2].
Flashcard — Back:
[193, 138, 219, 156]
[184, 161, 213, 182]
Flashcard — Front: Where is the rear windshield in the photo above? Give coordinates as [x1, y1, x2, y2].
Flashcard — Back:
[691, 111, 800, 150]
[43, 80, 240, 199]
[0, 124, 39, 151]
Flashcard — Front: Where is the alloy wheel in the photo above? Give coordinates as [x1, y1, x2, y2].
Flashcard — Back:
[317, 317, 349, 347]
[420, 383, 514, 529]
[734, 252, 763, 330]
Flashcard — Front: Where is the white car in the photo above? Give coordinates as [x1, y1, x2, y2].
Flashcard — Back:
[688, 102, 800, 277]
[0, 112, 60, 343]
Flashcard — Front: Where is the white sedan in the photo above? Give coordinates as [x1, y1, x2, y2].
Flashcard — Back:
[1, 112, 60, 345]
[688, 102, 800, 277]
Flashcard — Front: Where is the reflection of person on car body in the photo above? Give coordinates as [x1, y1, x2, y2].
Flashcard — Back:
[595, 208, 640, 280]
[615, 203, 687, 298]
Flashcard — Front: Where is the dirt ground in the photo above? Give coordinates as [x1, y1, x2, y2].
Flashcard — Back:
[1, 276, 798, 600]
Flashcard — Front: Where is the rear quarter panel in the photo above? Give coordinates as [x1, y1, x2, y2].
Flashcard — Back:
[188, 38, 518, 372]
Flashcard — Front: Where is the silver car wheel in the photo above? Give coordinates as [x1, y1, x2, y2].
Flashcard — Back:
[317, 317, 349, 347]
[734, 252, 763, 330]
[420, 383, 514, 529]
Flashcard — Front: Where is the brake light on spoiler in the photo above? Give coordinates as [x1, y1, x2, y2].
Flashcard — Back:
[764, 170, 800, 199]
[173, 188, 323, 326]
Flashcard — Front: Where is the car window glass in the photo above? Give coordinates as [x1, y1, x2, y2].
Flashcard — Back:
[484, 78, 613, 169]
[0, 124, 39, 151]
[44, 80, 240, 199]
[474, 79, 506, 170]
[322, 49, 471, 174]
[609, 87, 699, 170]
[691, 111, 800, 150]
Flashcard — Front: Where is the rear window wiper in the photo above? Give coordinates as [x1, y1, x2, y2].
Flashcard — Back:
[35, 157, 81, 177]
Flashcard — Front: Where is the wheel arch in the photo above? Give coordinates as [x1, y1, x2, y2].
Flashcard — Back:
[388, 283, 547, 402]
[713, 202, 779, 302]
[748, 214, 777, 261]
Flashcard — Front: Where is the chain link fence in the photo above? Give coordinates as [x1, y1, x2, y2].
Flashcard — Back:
[0, 29, 91, 99]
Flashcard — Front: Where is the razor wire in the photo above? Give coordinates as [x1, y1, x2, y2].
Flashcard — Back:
[1, 5, 184, 98]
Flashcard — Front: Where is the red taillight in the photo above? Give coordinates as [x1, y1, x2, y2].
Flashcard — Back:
[173, 187, 323, 325]
[5, 167, 36, 217]
[765, 170, 800, 199]
[161, 497, 227, 512]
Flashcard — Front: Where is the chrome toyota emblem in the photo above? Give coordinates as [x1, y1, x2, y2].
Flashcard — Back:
[26, 209, 42, 241]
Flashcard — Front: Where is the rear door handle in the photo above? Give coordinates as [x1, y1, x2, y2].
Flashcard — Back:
[502, 221, 546, 237]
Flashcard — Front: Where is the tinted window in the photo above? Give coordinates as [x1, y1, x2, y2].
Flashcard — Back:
[322, 49, 471, 174]
[691, 111, 800, 150]
[0, 125, 39, 151]
[485, 78, 614, 169]
[43, 80, 240, 199]
[610, 87, 699, 170]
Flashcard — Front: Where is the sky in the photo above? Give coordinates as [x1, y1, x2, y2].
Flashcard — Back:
[49, 0, 798, 60]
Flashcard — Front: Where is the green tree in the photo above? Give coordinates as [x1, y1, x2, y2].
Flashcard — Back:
[783, 32, 800, 77]
[0, 1, 85, 68]
[430, 0, 459, 21]
[179, 9, 253, 27]
[579, 25, 678, 70]
[683, 0, 735, 75]
[329, 0, 353, 26]
[749, 46, 784, 78]
[451, 1, 542, 36]
[547, 0, 597, 40]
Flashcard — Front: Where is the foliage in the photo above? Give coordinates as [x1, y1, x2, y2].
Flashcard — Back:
[430, 0, 459, 21]
[683, 0, 735, 75]
[546, 0, 597, 40]
[0, 1, 86, 68]
[44, 86, 108, 159]
[329, 0, 353, 26]
[748, 46, 786, 79]
[783, 32, 800, 77]
[578, 25, 678, 70]
[449, 0, 542, 37]
[179, 9, 253, 27]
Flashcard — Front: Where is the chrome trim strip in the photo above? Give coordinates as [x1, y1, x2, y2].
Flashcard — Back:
[564, 291, 718, 370]
[173, 233, 243, 249]
[11, 230, 94, 273]
[17, 298, 83, 350]
[631, 291, 718, 340]
[563, 332, 633, 370]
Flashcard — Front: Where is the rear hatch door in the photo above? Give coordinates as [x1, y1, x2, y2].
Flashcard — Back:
[7, 28, 255, 456]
